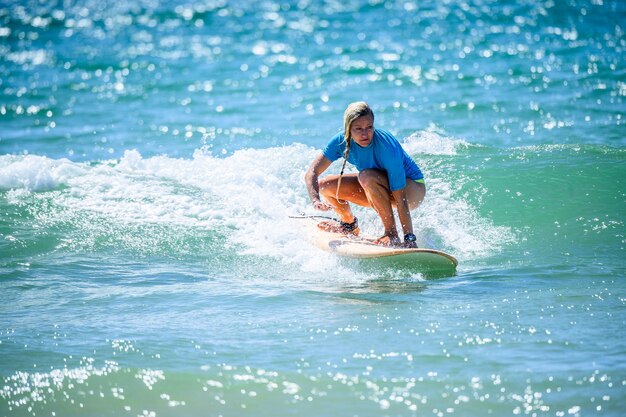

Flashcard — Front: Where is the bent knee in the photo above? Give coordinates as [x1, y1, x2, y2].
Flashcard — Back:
[358, 169, 387, 188]
[407, 182, 426, 209]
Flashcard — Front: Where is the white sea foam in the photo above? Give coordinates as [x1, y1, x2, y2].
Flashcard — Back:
[0, 154, 85, 191]
[1, 140, 513, 272]
[402, 126, 474, 156]
[401, 130, 514, 258]
[417, 175, 516, 259]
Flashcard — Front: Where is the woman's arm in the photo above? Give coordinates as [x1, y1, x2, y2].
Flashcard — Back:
[305, 153, 333, 211]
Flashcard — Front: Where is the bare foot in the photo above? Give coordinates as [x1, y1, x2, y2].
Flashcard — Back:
[373, 234, 401, 247]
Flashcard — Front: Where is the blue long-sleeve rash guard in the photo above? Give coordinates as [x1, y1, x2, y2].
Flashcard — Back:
[322, 128, 424, 191]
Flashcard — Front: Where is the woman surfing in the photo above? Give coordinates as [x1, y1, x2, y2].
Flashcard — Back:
[304, 101, 425, 248]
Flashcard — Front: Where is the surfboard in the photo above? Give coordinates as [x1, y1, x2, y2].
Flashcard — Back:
[298, 217, 458, 275]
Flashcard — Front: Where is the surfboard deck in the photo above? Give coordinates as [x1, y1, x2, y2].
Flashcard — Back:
[301, 218, 458, 273]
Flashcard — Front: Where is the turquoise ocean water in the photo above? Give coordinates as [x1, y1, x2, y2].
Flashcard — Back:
[1, 0, 624, 416]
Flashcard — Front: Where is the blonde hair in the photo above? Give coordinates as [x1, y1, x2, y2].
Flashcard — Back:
[343, 101, 374, 141]
[336, 102, 375, 201]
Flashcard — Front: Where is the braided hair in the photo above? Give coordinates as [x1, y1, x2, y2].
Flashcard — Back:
[336, 102, 374, 202]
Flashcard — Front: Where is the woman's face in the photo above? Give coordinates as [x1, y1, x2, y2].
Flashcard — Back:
[350, 115, 374, 147]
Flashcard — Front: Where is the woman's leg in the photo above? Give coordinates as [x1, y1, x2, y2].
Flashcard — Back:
[402, 180, 426, 210]
[318, 173, 369, 222]
[318, 171, 426, 239]
[357, 170, 426, 245]
[357, 170, 396, 236]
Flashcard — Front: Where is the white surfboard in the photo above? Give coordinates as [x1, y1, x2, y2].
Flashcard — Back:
[297, 217, 458, 274]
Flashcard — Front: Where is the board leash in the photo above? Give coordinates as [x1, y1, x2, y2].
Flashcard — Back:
[288, 213, 338, 222]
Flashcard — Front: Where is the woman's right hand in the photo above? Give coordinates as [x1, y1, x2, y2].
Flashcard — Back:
[305, 153, 334, 211]
[312, 199, 334, 211]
